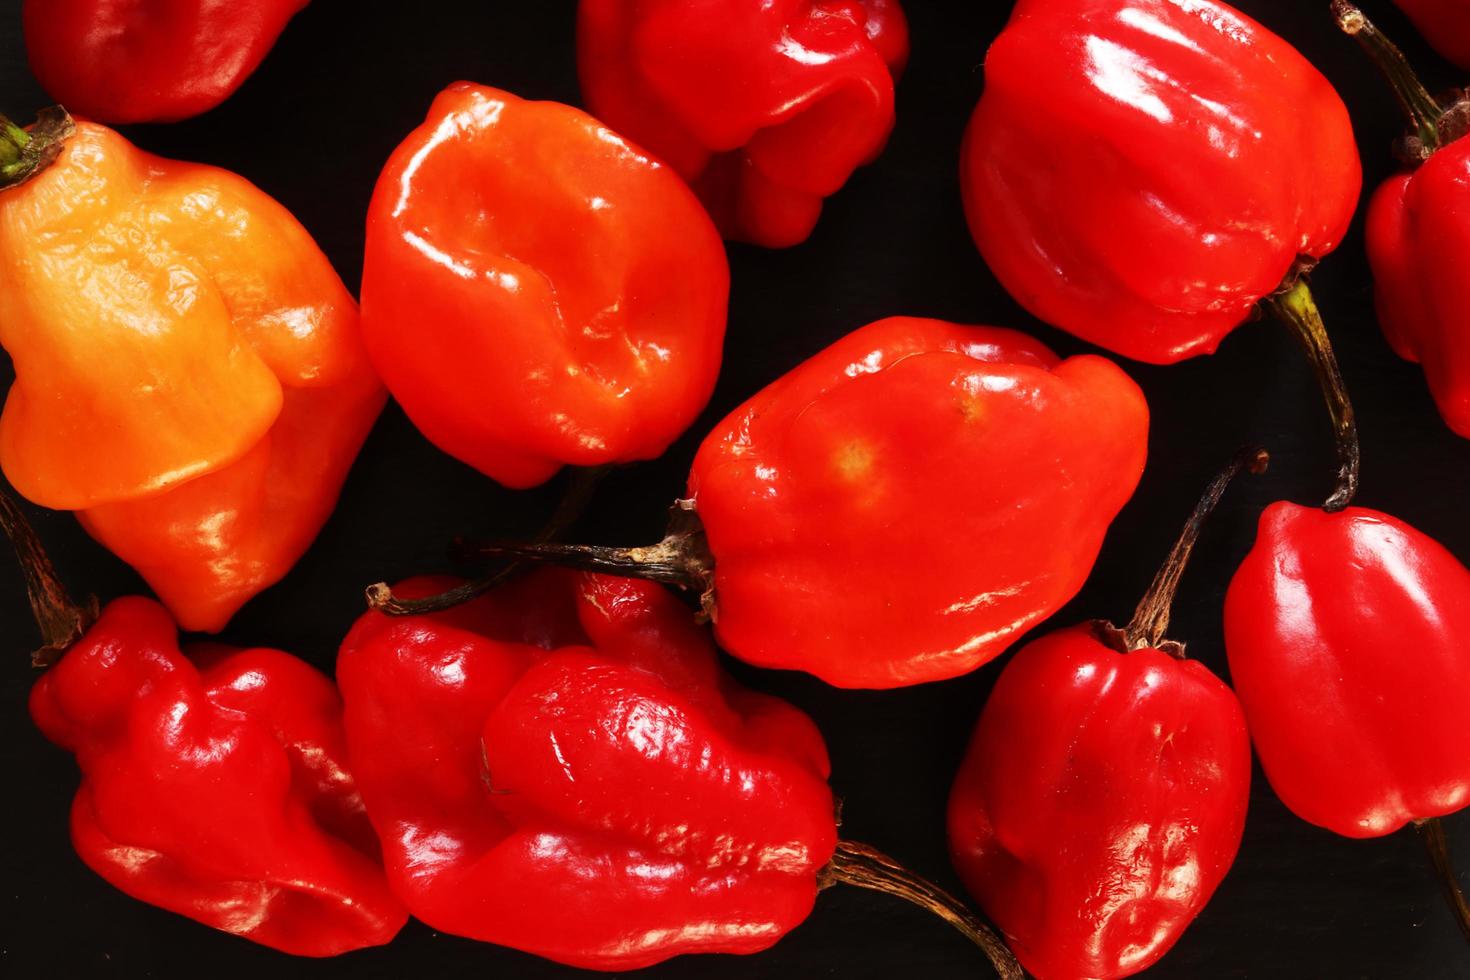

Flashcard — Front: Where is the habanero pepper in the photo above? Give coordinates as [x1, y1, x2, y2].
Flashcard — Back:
[24, 0, 309, 123]
[1216, 289, 1470, 941]
[360, 82, 728, 490]
[1392, 0, 1470, 69]
[961, 0, 1364, 447]
[339, 566, 1021, 976]
[577, 0, 909, 248]
[0, 110, 385, 633]
[1337, 3, 1470, 438]
[421, 316, 1149, 689]
[2, 493, 406, 956]
[949, 450, 1258, 980]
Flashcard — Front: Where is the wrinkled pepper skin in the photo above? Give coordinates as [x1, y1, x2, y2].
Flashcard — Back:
[24, 0, 309, 123]
[0, 120, 385, 632]
[30, 596, 407, 955]
[1366, 136, 1470, 437]
[578, 0, 908, 247]
[1225, 503, 1470, 838]
[688, 316, 1149, 688]
[948, 625, 1251, 980]
[337, 569, 837, 971]
[361, 83, 728, 489]
[962, 0, 1362, 364]
[1393, 0, 1470, 68]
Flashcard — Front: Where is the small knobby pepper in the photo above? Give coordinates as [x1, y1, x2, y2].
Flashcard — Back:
[340, 567, 1021, 975]
[962, 0, 1362, 364]
[0, 110, 384, 632]
[360, 83, 729, 490]
[949, 450, 1259, 980]
[442, 316, 1149, 689]
[1338, 3, 1470, 438]
[2, 494, 406, 957]
[1392, 0, 1470, 69]
[578, 0, 909, 247]
[24, 0, 309, 123]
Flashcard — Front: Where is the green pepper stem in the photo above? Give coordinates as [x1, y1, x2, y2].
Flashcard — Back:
[0, 107, 74, 190]
[1416, 817, 1470, 945]
[1333, 1, 1446, 159]
[1122, 447, 1269, 653]
[0, 489, 96, 667]
[366, 465, 614, 616]
[822, 840, 1024, 980]
[1265, 277, 1360, 513]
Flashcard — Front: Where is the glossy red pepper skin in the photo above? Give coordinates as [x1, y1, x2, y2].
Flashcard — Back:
[578, 0, 908, 247]
[1366, 136, 1470, 437]
[1225, 502, 1470, 838]
[687, 316, 1149, 688]
[29, 596, 407, 956]
[1393, 0, 1470, 68]
[23, 0, 309, 123]
[962, 0, 1362, 364]
[337, 569, 837, 971]
[948, 625, 1250, 979]
[361, 83, 729, 489]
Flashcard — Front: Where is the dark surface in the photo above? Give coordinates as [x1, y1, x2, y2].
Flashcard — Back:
[0, 0, 1466, 977]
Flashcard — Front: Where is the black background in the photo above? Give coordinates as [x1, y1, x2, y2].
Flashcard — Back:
[1, 1, 1466, 977]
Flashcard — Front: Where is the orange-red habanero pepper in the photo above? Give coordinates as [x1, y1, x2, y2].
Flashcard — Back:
[360, 83, 728, 489]
[578, 0, 908, 247]
[0, 111, 385, 632]
[472, 317, 1149, 689]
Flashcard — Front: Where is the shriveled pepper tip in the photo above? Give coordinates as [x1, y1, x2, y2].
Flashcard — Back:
[1333, 2, 1367, 35]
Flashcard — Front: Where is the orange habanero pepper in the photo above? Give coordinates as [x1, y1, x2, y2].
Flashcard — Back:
[0, 109, 384, 632]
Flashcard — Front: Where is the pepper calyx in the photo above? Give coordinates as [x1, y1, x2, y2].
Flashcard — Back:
[0, 107, 74, 191]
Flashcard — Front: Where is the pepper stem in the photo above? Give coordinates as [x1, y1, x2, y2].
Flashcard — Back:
[0, 107, 74, 190]
[0, 489, 96, 667]
[1123, 447, 1269, 652]
[366, 465, 614, 616]
[1264, 276, 1360, 512]
[1333, 1, 1448, 159]
[822, 840, 1024, 980]
[458, 502, 717, 618]
[1416, 817, 1470, 945]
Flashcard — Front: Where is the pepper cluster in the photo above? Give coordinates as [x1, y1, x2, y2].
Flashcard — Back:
[4, 1, 1470, 978]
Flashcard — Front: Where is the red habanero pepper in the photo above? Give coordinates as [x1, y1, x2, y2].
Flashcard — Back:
[1, 494, 406, 957]
[962, 0, 1362, 364]
[441, 316, 1149, 689]
[339, 567, 1021, 976]
[23, 0, 309, 124]
[0, 110, 385, 633]
[1338, 3, 1470, 438]
[1392, 0, 1470, 69]
[1218, 294, 1470, 939]
[949, 450, 1258, 980]
[360, 83, 728, 490]
[578, 0, 908, 247]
